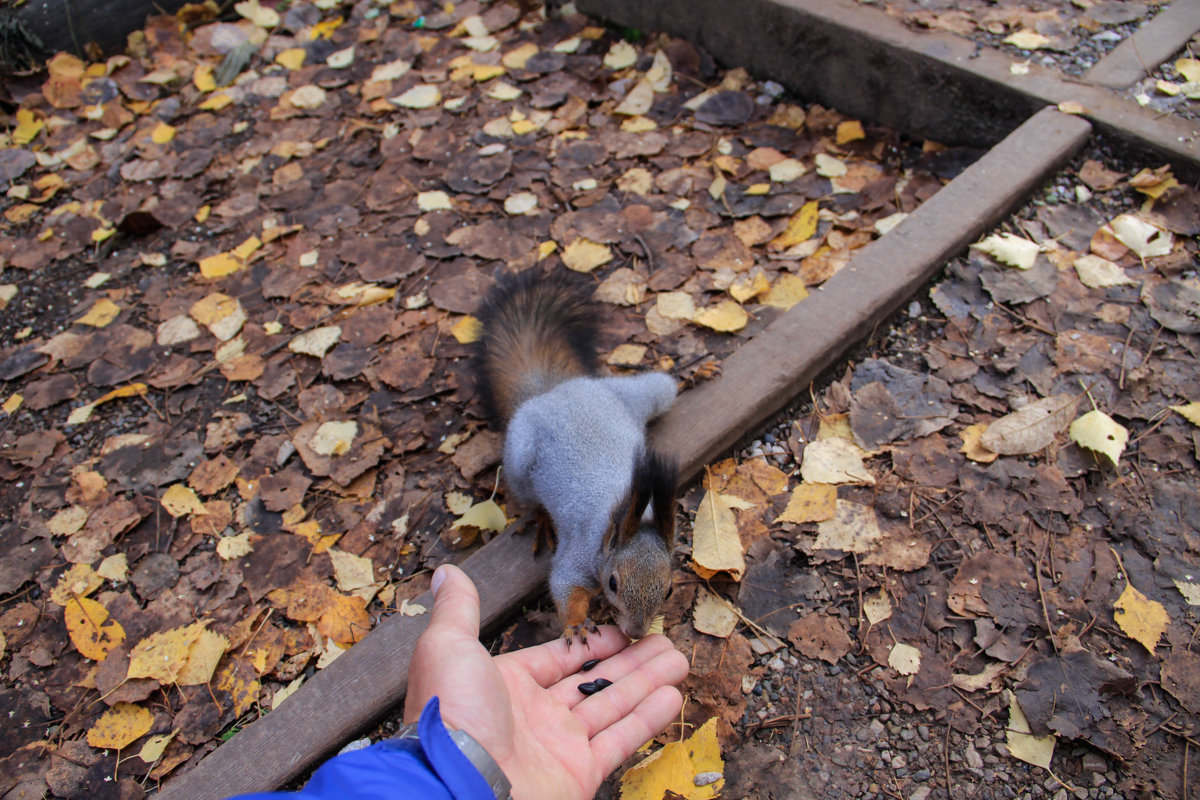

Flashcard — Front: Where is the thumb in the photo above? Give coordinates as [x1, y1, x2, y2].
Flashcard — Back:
[427, 564, 481, 638]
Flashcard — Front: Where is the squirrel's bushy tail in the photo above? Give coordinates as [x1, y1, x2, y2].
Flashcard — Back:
[475, 270, 598, 426]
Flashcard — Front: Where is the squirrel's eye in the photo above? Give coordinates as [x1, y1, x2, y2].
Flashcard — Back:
[664, 585, 674, 601]
[609, 575, 618, 592]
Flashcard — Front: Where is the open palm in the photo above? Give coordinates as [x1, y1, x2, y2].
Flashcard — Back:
[406, 565, 689, 800]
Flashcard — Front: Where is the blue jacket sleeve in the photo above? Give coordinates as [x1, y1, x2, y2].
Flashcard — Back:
[228, 697, 497, 800]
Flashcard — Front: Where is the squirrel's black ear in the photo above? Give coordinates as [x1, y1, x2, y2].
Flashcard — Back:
[605, 451, 676, 551]
[646, 451, 678, 549]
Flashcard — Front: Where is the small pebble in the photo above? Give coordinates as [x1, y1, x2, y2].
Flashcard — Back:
[577, 678, 613, 696]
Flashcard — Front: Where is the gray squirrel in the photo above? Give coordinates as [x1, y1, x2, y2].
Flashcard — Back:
[474, 269, 678, 645]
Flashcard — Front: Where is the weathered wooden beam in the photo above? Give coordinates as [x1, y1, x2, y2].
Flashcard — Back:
[1084, 2, 1200, 89]
[577, 0, 1200, 175]
[159, 106, 1090, 800]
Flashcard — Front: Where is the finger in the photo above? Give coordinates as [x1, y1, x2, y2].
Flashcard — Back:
[589, 685, 684, 777]
[546, 635, 678, 708]
[425, 564, 481, 639]
[568, 645, 689, 736]
[497, 625, 629, 688]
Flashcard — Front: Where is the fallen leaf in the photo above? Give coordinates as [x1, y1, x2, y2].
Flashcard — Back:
[1171, 402, 1200, 426]
[561, 238, 613, 272]
[1110, 214, 1173, 259]
[1073, 254, 1132, 288]
[1113, 581, 1168, 653]
[691, 490, 745, 581]
[980, 395, 1078, 455]
[216, 532, 254, 560]
[1068, 409, 1128, 467]
[692, 299, 748, 333]
[289, 326, 342, 358]
[970, 233, 1038, 270]
[77, 298, 121, 328]
[888, 642, 921, 675]
[761, 274, 809, 310]
[87, 702, 153, 750]
[161, 483, 208, 518]
[959, 422, 998, 464]
[392, 84, 441, 109]
[862, 590, 892, 625]
[49, 563, 103, 605]
[308, 420, 358, 456]
[174, 627, 229, 685]
[128, 623, 205, 683]
[1006, 691, 1055, 769]
[814, 500, 883, 553]
[65, 596, 125, 661]
[329, 549, 376, 593]
[692, 589, 738, 638]
[1004, 30, 1052, 49]
[619, 717, 722, 800]
[799, 438, 875, 484]
[235, 0, 279, 26]
[776, 483, 836, 523]
[138, 732, 176, 763]
[451, 499, 507, 534]
[769, 201, 819, 250]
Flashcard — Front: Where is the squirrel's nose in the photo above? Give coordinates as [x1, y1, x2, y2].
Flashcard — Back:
[619, 619, 648, 640]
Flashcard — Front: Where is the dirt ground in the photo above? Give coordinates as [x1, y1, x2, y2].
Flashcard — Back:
[0, 1, 1198, 799]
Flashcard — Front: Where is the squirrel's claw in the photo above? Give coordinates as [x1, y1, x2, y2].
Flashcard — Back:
[563, 619, 600, 648]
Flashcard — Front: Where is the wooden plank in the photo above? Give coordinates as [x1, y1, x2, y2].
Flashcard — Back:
[160, 107, 1088, 800]
[1084, 3, 1200, 89]
[653, 108, 1092, 474]
[577, 0, 1200, 175]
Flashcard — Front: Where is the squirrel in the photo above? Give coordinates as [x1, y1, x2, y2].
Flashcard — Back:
[474, 269, 679, 646]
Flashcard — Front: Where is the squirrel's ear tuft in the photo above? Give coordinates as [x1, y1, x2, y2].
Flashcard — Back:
[604, 450, 677, 551]
[646, 451, 678, 549]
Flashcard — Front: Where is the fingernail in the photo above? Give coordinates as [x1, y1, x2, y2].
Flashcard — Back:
[431, 565, 447, 598]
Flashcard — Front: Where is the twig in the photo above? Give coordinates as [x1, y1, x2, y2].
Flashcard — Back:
[1035, 528, 1059, 654]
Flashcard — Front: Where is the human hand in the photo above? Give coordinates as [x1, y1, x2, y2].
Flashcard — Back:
[406, 565, 689, 800]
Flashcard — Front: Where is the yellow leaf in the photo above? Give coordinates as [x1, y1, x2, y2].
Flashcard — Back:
[1128, 166, 1178, 200]
[391, 84, 440, 109]
[138, 731, 176, 763]
[13, 108, 44, 145]
[276, 48, 307, 70]
[761, 273, 809, 310]
[769, 201, 819, 250]
[128, 623, 205, 683]
[815, 153, 846, 178]
[91, 226, 116, 243]
[151, 122, 176, 144]
[96, 553, 128, 582]
[1056, 100, 1088, 115]
[50, 563, 103, 605]
[776, 483, 837, 524]
[232, 235, 262, 260]
[2, 394, 22, 414]
[64, 596, 125, 661]
[217, 532, 254, 560]
[174, 627, 229, 685]
[329, 549, 376, 593]
[1170, 402, 1200, 427]
[800, 437, 875, 484]
[1113, 581, 1168, 653]
[619, 717, 723, 800]
[503, 42, 540, 69]
[193, 64, 217, 93]
[692, 300, 748, 333]
[215, 658, 260, 716]
[451, 315, 482, 344]
[199, 252, 242, 279]
[87, 703, 153, 750]
[1006, 691, 1055, 769]
[198, 92, 232, 111]
[161, 483, 208, 518]
[835, 120, 865, 144]
[561, 238, 613, 272]
[971, 233, 1038, 269]
[537, 240, 557, 260]
[690, 490, 744, 580]
[959, 422, 998, 464]
[1175, 57, 1200, 83]
[195, 204, 211, 223]
[728, 272, 769, 303]
[310, 16, 343, 39]
[1068, 409, 1128, 466]
[235, 0, 280, 27]
[76, 298, 121, 327]
[190, 293, 247, 340]
[452, 499, 507, 532]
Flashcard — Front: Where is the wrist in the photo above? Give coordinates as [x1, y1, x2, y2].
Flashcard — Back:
[396, 697, 512, 800]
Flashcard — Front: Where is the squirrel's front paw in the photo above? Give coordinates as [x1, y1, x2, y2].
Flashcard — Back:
[563, 618, 600, 648]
